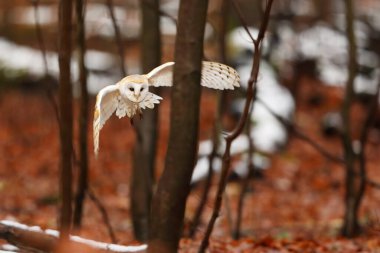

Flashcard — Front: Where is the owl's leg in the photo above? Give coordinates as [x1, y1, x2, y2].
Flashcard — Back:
[138, 108, 143, 120]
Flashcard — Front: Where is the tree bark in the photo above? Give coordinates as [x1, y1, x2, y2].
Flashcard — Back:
[73, 0, 89, 229]
[131, 0, 161, 243]
[58, 0, 73, 240]
[147, 0, 209, 252]
[341, 0, 362, 238]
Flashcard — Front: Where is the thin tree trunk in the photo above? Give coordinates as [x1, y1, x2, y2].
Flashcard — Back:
[131, 0, 161, 243]
[58, 0, 73, 240]
[189, 0, 228, 238]
[32, 0, 49, 75]
[147, 0, 209, 252]
[341, 0, 361, 238]
[106, 0, 127, 76]
[233, 111, 255, 240]
[73, 0, 89, 229]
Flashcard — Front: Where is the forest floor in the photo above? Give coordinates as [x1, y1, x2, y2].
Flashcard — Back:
[1, 75, 380, 253]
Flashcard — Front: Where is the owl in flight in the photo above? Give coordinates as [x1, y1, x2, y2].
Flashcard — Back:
[93, 61, 240, 155]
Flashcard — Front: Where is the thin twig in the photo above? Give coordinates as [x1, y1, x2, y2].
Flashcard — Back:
[198, 1, 274, 252]
[233, 104, 255, 239]
[106, 0, 126, 76]
[88, 187, 118, 244]
[230, 0, 256, 44]
[31, 0, 60, 123]
[31, 0, 48, 74]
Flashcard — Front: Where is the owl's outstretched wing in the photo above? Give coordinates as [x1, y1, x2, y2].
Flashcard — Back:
[93, 85, 119, 156]
[146, 61, 240, 90]
[146, 62, 174, 87]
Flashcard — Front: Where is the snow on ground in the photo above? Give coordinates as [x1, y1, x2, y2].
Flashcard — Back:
[271, 22, 380, 96]
[0, 220, 147, 253]
[236, 60, 295, 153]
[191, 27, 296, 185]
[9, 5, 56, 25]
[0, 37, 121, 95]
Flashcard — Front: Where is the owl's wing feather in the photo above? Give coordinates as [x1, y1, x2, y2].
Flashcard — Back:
[140, 92, 163, 109]
[146, 62, 174, 87]
[147, 61, 240, 90]
[201, 61, 240, 90]
[93, 85, 120, 156]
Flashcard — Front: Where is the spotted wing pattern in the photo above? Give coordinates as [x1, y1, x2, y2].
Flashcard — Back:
[147, 61, 240, 90]
[201, 61, 240, 90]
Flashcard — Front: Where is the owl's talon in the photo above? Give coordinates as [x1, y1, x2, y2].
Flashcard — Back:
[130, 118, 134, 126]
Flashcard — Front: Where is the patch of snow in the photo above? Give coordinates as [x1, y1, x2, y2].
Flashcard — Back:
[1, 245, 19, 252]
[9, 5, 56, 25]
[45, 228, 148, 252]
[191, 157, 222, 183]
[0, 220, 42, 232]
[271, 21, 379, 93]
[85, 50, 116, 71]
[85, 4, 140, 39]
[233, 154, 270, 178]
[0, 37, 120, 95]
[290, 0, 316, 16]
[297, 24, 347, 61]
[191, 147, 270, 184]
[234, 61, 295, 153]
[269, 22, 297, 78]
[230, 135, 251, 155]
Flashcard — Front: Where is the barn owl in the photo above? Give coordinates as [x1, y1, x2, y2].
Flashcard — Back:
[93, 61, 240, 155]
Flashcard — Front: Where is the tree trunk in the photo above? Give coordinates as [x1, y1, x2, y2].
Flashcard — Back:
[341, 0, 362, 237]
[106, 0, 127, 76]
[73, 0, 89, 229]
[131, 0, 161, 242]
[58, 0, 73, 239]
[147, 0, 209, 252]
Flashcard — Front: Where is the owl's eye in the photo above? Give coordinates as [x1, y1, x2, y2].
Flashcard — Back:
[129, 87, 134, 92]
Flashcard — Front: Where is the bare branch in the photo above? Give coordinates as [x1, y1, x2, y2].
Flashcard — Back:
[230, 0, 256, 44]
[198, 1, 274, 252]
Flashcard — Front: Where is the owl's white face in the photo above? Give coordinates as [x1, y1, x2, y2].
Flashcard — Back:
[119, 76, 149, 103]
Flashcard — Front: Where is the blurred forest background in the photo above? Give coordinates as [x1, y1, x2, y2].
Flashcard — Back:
[1, 0, 380, 252]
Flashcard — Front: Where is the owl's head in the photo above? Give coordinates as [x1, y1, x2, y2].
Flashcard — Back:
[119, 75, 149, 103]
